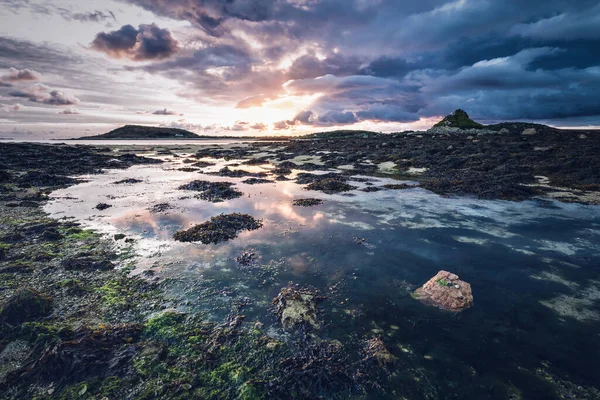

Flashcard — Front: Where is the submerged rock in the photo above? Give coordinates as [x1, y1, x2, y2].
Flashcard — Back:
[173, 213, 263, 244]
[413, 270, 473, 312]
[363, 337, 397, 367]
[273, 286, 325, 331]
[0, 288, 53, 324]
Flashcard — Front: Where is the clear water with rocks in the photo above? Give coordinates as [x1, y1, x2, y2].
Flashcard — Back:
[44, 149, 600, 398]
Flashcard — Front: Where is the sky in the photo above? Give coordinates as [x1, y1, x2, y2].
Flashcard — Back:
[1, 0, 599, 138]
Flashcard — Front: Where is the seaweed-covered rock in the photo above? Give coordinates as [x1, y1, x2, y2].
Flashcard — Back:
[17, 171, 78, 188]
[383, 183, 414, 190]
[363, 337, 397, 367]
[4, 324, 142, 391]
[0, 288, 53, 324]
[211, 167, 267, 178]
[305, 178, 357, 194]
[293, 198, 323, 207]
[236, 249, 260, 267]
[173, 213, 263, 244]
[242, 178, 272, 185]
[413, 270, 473, 312]
[61, 255, 115, 271]
[272, 167, 292, 175]
[178, 180, 242, 202]
[95, 202, 111, 211]
[273, 286, 325, 331]
[113, 178, 143, 184]
[148, 202, 173, 213]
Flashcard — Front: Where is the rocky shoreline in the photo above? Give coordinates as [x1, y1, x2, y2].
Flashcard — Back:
[1, 140, 600, 399]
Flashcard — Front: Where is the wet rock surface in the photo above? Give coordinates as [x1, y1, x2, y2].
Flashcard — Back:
[413, 270, 474, 312]
[293, 198, 324, 207]
[173, 213, 263, 244]
[178, 180, 242, 202]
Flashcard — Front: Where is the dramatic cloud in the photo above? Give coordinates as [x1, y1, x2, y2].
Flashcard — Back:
[91, 24, 179, 61]
[3, 0, 600, 136]
[1, 67, 41, 82]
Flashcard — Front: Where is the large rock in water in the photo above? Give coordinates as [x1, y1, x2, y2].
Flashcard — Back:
[413, 271, 473, 312]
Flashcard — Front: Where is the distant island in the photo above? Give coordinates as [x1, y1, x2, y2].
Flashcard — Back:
[73, 111, 575, 141]
[77, 125, 203, 140]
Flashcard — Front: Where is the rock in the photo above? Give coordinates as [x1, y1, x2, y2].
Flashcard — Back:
[498, 128, 510, 134]
[432, 109, 484, 129]
[412, 270, 473, 312]
[173, 213, 263, 244]
[305, 178, 357, 194]
[580, 134, 587, 139]
[293, 198, 323, 207]
[0, 288, 53, 324]
[273, 286, 325, 331]
[178, 180, 242, 202]
[95, 203, 111, 211]
[522, 128, 537, 136]
[363, 337, 397, 367]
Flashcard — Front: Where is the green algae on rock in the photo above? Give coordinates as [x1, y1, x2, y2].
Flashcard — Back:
[433, 109, 483, 129]
[272, 286, 325, 331]
[413, 270, 474, 312]
[173, 213, 263, 244]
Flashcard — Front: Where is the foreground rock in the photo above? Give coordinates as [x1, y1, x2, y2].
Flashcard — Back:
[413, 270, 473, 312]
[0, 288, 53, 324]
[273, 286, 325, 331]
[173, 213, 263, 244]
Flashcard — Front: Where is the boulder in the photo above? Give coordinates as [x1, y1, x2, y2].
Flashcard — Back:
[498, 128, 510, 134]
[413, 270, 473, 312]
[0, 288, 53, 324]
[522, 128, 537, 135]
[273, 286, 325, 331]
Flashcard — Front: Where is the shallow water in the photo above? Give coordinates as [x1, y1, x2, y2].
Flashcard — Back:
[44, 152, 600, 398]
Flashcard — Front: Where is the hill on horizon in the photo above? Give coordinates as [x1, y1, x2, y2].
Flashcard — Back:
[79, 125, 201, 140]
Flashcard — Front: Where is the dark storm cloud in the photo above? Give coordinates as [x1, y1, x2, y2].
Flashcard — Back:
[15, 0, 590, 127]
[91, 24, 179, 61]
